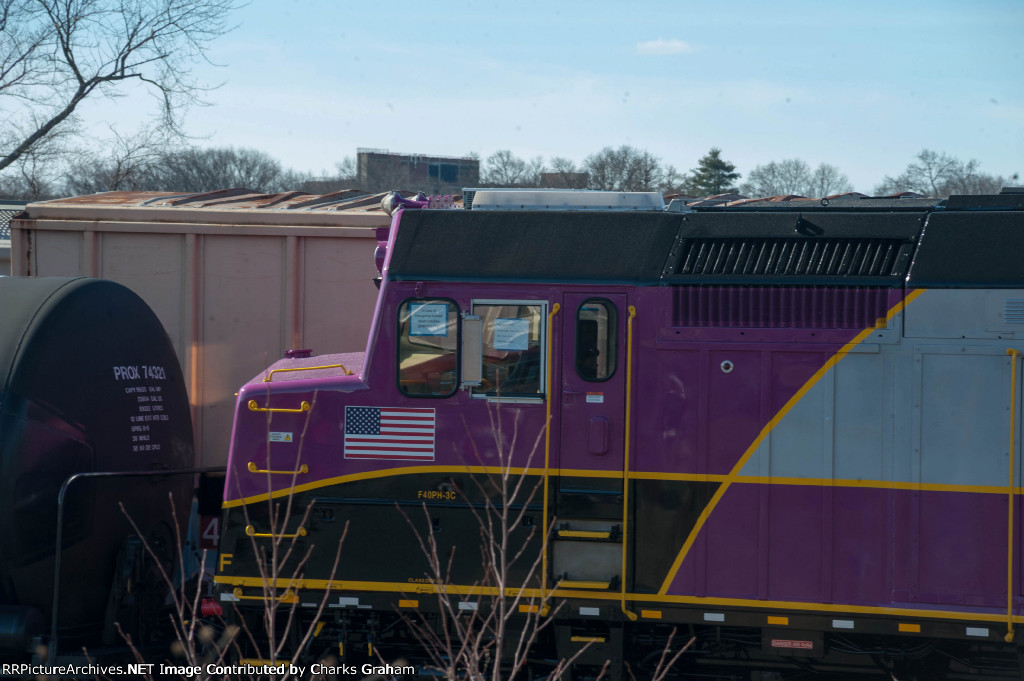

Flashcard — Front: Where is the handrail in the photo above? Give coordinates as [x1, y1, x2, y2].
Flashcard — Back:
[557, 529, 611, 539]
[233, 587, 298, 604]
[621, 305, 638, 621]
[1007, 348, 1020, 643]
[247, 399, 310, 413]
[245, 524, 307, 539]
[560, 579, 611, 590]
[247, 461, 308, 475]
[543, 303, 560, 596]
[263, 364, 353, 382]
[51, 466, 226, 663]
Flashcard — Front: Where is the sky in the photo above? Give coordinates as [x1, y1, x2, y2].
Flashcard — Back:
[77, 0, 1023, 194]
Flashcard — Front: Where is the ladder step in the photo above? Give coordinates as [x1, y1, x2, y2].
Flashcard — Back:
[571, 635, 607, 643]
[559, 579, 611, 590]
[557, 529, 612, 539]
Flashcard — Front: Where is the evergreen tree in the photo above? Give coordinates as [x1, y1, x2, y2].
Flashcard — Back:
[690, 147, 741, 196]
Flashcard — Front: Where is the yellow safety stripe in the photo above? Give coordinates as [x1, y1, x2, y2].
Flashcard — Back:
[214, 573, 1024, 625]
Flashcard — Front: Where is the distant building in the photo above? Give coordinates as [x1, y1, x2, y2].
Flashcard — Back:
[357, 149, 479, 194]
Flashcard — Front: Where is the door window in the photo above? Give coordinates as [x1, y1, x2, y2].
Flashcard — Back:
[575, 299, 617, 382]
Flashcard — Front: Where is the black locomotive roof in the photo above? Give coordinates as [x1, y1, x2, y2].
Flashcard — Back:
[388, 209, 681, 285]
[907, 211, 1024, 288]
[387, 194, 1024, 288]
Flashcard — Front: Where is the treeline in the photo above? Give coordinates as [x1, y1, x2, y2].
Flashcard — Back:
[0, 127, 358, 200]
[0, 133, 1014, 201]
[478, 146, 1013, 199]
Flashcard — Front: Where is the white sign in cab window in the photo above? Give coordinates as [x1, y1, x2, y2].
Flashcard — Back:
[409, 303, 449, 337]
[493, 318, 530, 351]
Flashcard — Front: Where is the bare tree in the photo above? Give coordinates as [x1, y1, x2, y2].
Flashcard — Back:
[741, 158, 854, 198]
[584, 145, 664, 192]
[398, 408, 574, 681]
[524, 155, 545, 187]
[808, 162, 854, 197]
[484, 149, 530, 186]
[740, 158, 810, 197]
[0, 0, 240, 174]
[334, 156, 356, 183]
[658, 164, 692, 196]
[583, 147, 620, 191]
[64, 125, 171, 194]
[626, 149, 661, 192]
[0, 118, 70, 199]
[547, 156, 588, 189]
[874, 149, 1007, 197]
[156, 147, 284, 193]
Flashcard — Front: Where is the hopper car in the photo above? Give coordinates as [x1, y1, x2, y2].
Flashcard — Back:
[214, 187, 1024, 679]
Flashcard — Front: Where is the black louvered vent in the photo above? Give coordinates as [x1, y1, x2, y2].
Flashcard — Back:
[674, 238, 908, 277]
[673, 286, 892, 329]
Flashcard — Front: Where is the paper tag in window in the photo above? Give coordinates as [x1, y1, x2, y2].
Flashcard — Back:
[410, 303, 449, 336]
[493, 318, 529, 350]
[586, 392, 604, 404]
[269, 432, 293, 442]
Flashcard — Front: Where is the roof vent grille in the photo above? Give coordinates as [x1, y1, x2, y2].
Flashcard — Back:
[1005, 299, 1024, 324]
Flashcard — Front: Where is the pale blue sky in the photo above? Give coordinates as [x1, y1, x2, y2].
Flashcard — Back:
[79, 0, 1023, 193]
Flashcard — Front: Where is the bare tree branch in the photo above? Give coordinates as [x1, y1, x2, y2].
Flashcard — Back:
[874, 149, 1006, 197]
[0, 0, 241, 173]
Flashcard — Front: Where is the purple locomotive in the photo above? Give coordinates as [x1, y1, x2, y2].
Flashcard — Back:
[215, 187, 1024, 678]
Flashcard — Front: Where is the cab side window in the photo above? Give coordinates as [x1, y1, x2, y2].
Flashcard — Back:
[576, 299, 616, 381]
[471, 302, 546, 397]
[397, 299, 458, 397]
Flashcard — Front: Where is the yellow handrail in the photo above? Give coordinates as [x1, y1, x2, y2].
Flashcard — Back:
[559, 579, 611, 590]
[246, 524, 307, 539]
[233, 587, 298, 604]
[248, 399, 310, 413]
[263, 364, 353, 382]
[247, 461, 308, 475]
[1007, 348, 1020, 643]
[557, 529, 611, 539]
[621, 305, 638, 621]
[542, 303, 560, 596]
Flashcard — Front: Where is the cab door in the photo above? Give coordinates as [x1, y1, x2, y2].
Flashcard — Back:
[553, 293, 628, 588]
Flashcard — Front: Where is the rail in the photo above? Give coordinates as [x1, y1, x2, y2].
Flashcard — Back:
[245, 524, 307, 539]
[247, 461, 309, 475]
[248, 399, 310, 413]
[542, 303, 560, 596]
[263, 364, 353, 382]
[1007, 348, 1020, 643]
[233, 587, 298, 604]
[620, 305, 639, 621]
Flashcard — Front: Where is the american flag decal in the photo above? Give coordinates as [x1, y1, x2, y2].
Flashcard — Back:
[344, 406, 435, 461]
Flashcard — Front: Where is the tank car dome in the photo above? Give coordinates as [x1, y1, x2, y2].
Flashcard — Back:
[0, 277, 193, 649]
